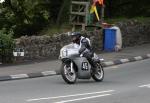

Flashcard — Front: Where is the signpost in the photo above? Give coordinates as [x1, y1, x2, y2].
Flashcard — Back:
[13, 48, 25, 63]
[13, 48, 24, 57]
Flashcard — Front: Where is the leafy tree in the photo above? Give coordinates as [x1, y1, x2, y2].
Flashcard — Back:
[0, 29, 14, 63]
[0, 0, 51, 37]
[0, 0, 149, 38]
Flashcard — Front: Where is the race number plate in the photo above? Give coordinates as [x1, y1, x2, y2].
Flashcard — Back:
[82, 62, 89, 71]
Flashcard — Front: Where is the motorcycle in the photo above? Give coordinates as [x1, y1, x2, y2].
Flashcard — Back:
[59, 43, 104, 84]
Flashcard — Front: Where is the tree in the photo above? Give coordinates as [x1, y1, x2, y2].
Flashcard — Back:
[1, 0, 51, 37]
[56, 0, 70, 25]
[0, 0, 149, 38]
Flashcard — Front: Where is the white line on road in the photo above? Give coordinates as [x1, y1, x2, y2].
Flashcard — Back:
[10, 74, 29, 79]
[103, 61, 114, 66]
[54, 94, 112, 103]
[42, 71, 56, 76]
[27, 90, 115, 102]
[147, 54, 150, 58]
[134, 56, 143, 60]
[105, 66, 118, 70]
[120, 59, 129, 63]
[139, 84, 150, 88]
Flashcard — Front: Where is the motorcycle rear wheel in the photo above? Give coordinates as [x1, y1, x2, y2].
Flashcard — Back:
[92, 63, 104, 82]
[61, 63, 77, 84]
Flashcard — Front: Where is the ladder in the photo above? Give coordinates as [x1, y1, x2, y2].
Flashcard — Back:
[70, 0, 90, 31]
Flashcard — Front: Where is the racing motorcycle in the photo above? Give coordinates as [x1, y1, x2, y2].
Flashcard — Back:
[59, 43, 104, 84]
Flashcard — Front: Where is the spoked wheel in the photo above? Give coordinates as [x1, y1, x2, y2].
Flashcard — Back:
[92, 63, 104, 82]
[61, 63, 77, 84]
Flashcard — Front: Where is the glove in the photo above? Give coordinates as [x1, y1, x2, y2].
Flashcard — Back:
[80, 54, 83, 57]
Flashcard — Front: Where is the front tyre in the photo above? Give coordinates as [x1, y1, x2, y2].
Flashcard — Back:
[92, 63, 104, 82]
[61, 63, 77, 84]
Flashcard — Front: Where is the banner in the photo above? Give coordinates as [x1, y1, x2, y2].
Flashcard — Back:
[90, 0, 104, 21]
[98, 0, 104, 5]
[93, 6, 100, 21]
[93, 0, 104, 6]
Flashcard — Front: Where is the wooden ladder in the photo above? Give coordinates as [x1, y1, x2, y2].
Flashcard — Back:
[70, 0, 90, 31]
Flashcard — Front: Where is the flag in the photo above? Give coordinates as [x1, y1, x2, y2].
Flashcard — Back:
[90, 5, 100, 21]
[98, 0, 104, 5]
[90, 0, 104, 21]
[90, 5, 95, 13]
[93, 0, 104, 6]
[93, 6, 100, 21]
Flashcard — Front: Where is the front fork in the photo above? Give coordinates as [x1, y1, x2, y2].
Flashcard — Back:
[70, 61, 74, 73]
[62, 58, 74, 73]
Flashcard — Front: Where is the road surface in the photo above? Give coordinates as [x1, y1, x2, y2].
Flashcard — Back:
[0, 59, 150, 103]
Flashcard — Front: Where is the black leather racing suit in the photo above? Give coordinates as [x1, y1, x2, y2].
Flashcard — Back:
[78, 37, 96, 68]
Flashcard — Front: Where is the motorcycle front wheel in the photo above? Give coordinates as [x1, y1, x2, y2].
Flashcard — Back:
[61, 63, 77, 84]
[92, 63, 104, 82]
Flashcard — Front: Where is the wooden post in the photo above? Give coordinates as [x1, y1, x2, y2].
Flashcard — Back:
[72, 25, 75, 31]
[82, 24, 86, 31]
[85, 2, 90, 26]
[101, 5, 105, 24]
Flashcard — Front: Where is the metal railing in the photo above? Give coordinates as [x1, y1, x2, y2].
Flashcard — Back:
[0, 40, 13, 64]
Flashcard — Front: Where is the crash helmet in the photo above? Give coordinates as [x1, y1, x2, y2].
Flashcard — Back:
[70, 32, 81, 43]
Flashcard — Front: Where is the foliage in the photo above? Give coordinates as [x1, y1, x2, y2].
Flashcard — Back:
[0, 0, 51, 37]
[0, 29, 14, 63]
[104, 0, 150, 18]
[0, 0, 66, 37]
[0, 29, 14, 48]
[0, 0, 149, 37]
[104, 17, 150, 24]
[40, 24, 72, 36]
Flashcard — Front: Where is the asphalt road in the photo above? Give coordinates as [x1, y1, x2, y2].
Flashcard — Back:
[0, 59, 150, 103]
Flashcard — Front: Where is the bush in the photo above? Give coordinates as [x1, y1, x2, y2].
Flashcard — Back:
[0, 29, 15, 63]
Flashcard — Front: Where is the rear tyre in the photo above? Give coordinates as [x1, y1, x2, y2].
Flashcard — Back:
[61, 63, 77, 84]
[92, 63, 104, 82]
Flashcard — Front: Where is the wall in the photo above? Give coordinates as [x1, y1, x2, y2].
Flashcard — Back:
[116, 20, 150, 47]
[15, 31, 103, 60]
[15, 20, 150, 61]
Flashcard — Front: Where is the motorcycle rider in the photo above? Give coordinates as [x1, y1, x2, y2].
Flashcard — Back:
[70, 32, 97, 69]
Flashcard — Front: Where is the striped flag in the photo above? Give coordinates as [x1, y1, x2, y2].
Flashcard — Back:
[90, 0, 104, 21]
[98, 0, 104, 5]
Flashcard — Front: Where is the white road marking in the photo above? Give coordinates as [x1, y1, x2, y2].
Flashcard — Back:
[105, 66, 119, 70]
[54, 94, 112, 103]
[147, 54, 150, 58]
[134, 56, 143, 60]
[120, 59, 129, 63]
[105, 66, 118, 70]
[10, 74, 29, 79]
[27, 90, 115, 102]
[103, 61, 114, 66]
[42, 71, 56, 76]
[139, 84, 150, 88]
